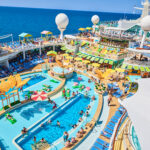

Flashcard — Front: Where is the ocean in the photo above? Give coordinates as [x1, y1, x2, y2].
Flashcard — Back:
[0, 6, 140, 42]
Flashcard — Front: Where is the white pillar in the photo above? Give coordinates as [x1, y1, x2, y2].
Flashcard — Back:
[39, 41, 42, 55]
[53, 45, 55, 51]
[6, 60, 9, 68]
[39, 48, 42, 55]
[140, 31, 147, 48]
[60, 30, 64, 41]
[23, 51, 26, 60]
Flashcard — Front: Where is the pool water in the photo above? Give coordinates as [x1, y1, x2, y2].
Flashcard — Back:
[0, 101, 52, 150]
[132, 126, 141, 150]
[21, 74, 46, 89]
[128, 75, 141, 82]
[20, 95, 90, 149]
[53, 66, 69, 74]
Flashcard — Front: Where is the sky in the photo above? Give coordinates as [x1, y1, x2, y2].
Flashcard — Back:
[0, 0, 142, 13]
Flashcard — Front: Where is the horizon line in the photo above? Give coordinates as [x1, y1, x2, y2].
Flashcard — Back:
[0, 5, 141, 15]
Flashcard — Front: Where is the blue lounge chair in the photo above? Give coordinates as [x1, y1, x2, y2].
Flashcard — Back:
[104, 128, 113, 135]
[94, 142, 108, 150]
[110, 118, 118, 123]
[108, 122, 116, 127]
[101, 131, 111, 139]
[96, 138, 109, 147]
[91, 146, 99, 150]
[106, 124, 115, 131]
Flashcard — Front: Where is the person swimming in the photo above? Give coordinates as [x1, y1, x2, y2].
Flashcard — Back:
[72, 91, 76, 97]
[86, 105, 91, 110]
[71, 124, 78, 128]
[79, 110, 84, 115]
[86, 111, 89, 117]
[57, 120, 60, 127]
[91, 95, 95, 101]
[21, 127, 28, 137]
[6, 114, 14, 121]
[79, 117, 83, 122]
[63, 131, 69, 142]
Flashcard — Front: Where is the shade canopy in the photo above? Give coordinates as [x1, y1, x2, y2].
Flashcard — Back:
[120, 78, 150, 150]
[47, 51, 57, 56]
[41, 30, 52, 35]
[78, 28, 86, 31]
[19, 32, 32, 38]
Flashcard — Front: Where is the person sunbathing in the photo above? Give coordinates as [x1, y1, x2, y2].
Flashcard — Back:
[65, 140, 71, 147]
[6, 114, 14, 121]
[79, 127, 85, 134]
[76, 131, 83, 138]
[71, 137, 76, 144]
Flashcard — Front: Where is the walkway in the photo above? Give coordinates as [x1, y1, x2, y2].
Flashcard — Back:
[76, 95, 109, 150]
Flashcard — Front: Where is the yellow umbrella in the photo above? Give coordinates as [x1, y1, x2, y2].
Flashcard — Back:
[75, 57, 82, 61]
[115, 68, 125, 72]
[78, 28, 86, 31]
[64, 60, 70, 63]
[86, 27, 92, 30]
[66, 56, 73, 60]
[83, 60, 90, 64]
[92, 63, 100, 67]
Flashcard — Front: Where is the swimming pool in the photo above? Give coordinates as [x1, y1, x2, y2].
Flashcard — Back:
[0, 72, 99, 150]
[19, 94, 90, 149]
[53, 66, 69, 74]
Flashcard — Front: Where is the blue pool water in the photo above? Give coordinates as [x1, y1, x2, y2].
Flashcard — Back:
[53, 66, 69, 74]
[20, 95, 90, 149]
[21, 74, 46, 89]
[129, 75, 141, 82]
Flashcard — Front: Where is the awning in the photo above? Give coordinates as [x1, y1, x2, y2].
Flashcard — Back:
[47, 51, 57, 56]
[140, 66, 145, 72]
[121, 64, 127, 69]
[86, 56, 92, 60]
[76, 52, 82, 56]
[99, 59, 104, 64]
[104, 60, 109, 64]
[109, 60, 114, 65]
[127, 65, 133, 70]
[61, 47, 67, 50]
[41, 31, 52, 35]
[95, 58, 100, 62]
[19, 32, 32, 38]
[78, 28, 86, 31]
[133, 66, 139, 70]
[145, 67, 150, 72]
[91, 57, 96, 61]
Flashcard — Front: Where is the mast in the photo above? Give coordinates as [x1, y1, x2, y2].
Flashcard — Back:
[134, 0, 150, 19]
